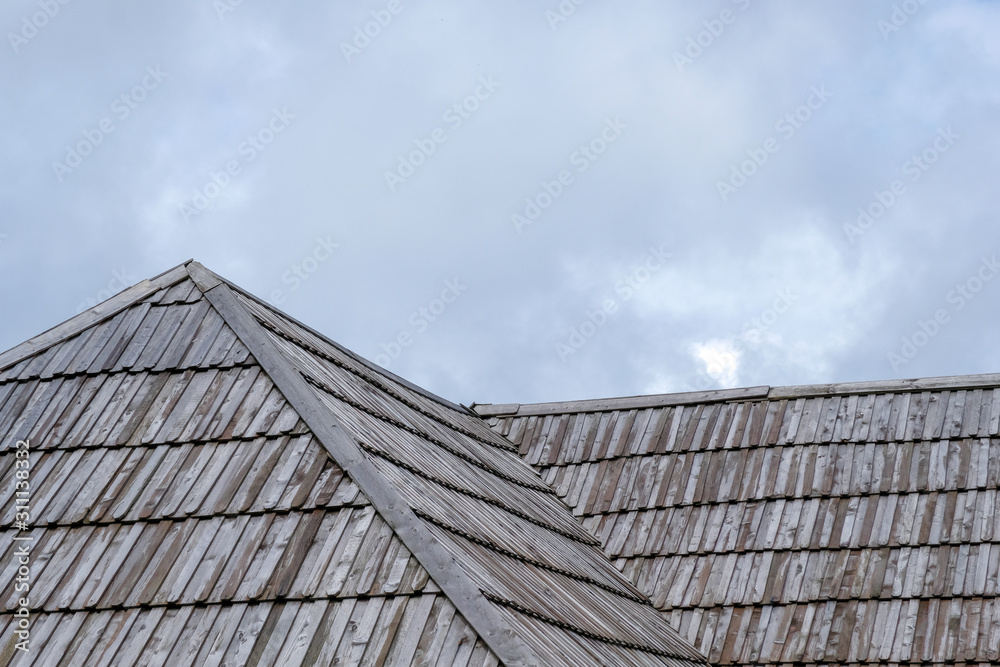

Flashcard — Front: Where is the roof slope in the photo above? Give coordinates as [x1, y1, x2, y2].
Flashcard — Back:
[0, 261, 706, 666]
[480, 382, 1000, 666]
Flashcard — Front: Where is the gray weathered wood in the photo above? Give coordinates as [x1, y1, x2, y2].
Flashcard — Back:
[475, 387, 772, 417]
[197, 275, 546, 666]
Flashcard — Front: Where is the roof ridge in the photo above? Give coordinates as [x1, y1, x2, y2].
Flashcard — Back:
[476, 372, 1000, 417]
[185, 262, 546, 666]
[474, 386, 770, 416]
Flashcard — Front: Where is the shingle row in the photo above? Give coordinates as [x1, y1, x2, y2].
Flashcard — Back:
[665, 597, 1000, 665]
[0, 367, 302, 452]
[623, 543, 1000, 609]
[0, 298, 250, 384]
[0, 435, 359, 526]
[583, 490, 1000, 557]
[504, 389, 1000, 465]
[0, 505, 432, 612]
[539, 438, 1000, 513]
[0, 595, 497, 667]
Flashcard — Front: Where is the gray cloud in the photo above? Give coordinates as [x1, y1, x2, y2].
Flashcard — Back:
[3, 0, 1000, 406]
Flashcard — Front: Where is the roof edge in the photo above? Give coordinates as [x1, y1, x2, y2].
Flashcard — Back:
[0, 261, 193, 372]
[196, 276, 544, 667]
[474, 386, 771, 417]
[769, 372, 1000, 399]
[477, 372, 1000, 417]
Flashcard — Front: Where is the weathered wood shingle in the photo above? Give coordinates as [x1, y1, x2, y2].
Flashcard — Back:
[229, 287, 708, 666]
[0, 271, 477, 665]
[0, 261, 707, 666]
[485, 385, 1000, 665]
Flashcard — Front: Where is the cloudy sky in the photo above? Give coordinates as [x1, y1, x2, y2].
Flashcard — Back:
[2, 1, 999, 406]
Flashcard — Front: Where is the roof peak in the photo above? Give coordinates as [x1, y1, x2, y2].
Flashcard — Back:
[0, 260, 470, 417]
[0, 260, 708, 665]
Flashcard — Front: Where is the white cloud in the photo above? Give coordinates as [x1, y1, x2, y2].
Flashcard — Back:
[692, 339, 742, 388]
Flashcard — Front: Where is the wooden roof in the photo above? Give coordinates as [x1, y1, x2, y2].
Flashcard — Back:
[0, 261, 707, 666]
[480, 382, 1000, 666]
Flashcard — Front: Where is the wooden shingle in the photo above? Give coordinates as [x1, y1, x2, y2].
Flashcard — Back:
[0, 261, 707, 666]
[486, 378, 1000, 666]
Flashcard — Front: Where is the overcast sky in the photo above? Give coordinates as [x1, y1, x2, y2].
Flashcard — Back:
[2, 1, 999, 406]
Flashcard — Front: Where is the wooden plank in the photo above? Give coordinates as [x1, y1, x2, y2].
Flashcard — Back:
[161, 277, 202, 303]
[475, 386, 772, 417]
[207, 514, 275, 602]
[772, 373, 1000, 399]
[794, 397, 823, 444]
[52, 525, 118, 610]
[183, 516, 251, 604]
[154, 517, 225, 605]
[74, 524, 145, 608]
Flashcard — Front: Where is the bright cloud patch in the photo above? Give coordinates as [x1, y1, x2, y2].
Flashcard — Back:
[693, 339, 741, 388]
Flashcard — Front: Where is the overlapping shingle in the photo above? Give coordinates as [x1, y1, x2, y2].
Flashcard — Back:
[0, 268, 497, 665]
[486, 387, 1000, 665]
[0, 262, 707, 666]
[233, 288, 707, 666]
